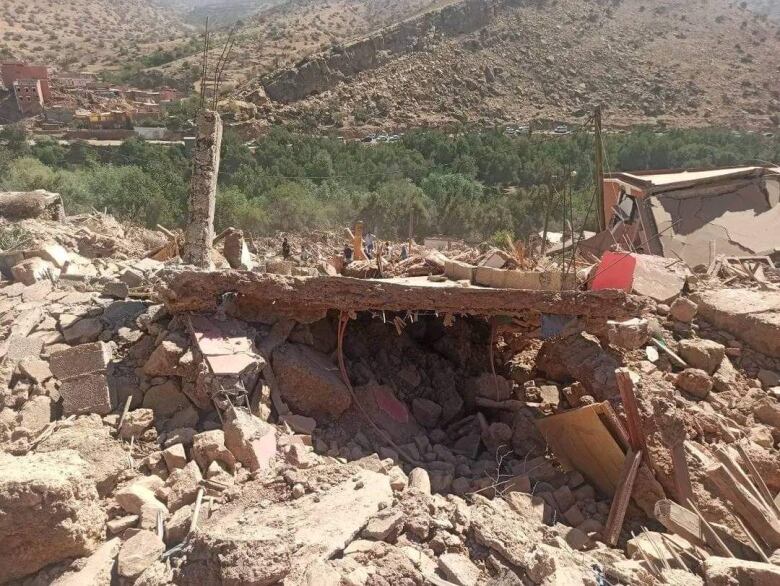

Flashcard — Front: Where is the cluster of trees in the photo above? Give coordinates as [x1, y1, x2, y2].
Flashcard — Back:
[0, 124, 777, 242]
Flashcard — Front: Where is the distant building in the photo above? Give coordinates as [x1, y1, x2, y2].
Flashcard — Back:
[134, 126, 166, 140]
[44, 104, 75, 124]
[1, 62, 51, 102]
[126, 89, 161, 103]
[424, 236, 460, 251]
[13, 79, 44, 115]
[74, 109, 132, 130]
[52, 71, 94, 89]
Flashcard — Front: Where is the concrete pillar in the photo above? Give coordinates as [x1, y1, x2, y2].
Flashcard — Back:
[183, 110, 222, 268]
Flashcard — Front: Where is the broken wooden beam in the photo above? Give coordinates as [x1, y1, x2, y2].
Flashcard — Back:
[671, 441, 694, 508]
[604, 449, 643, 546]
[655, 499, 709, 551]
[705, 462, 780, 549]
[615, 368, 646, 453]
[735, 442, 780, 517]
[159, 270, 649, 321]
[686, 499, 736, 558]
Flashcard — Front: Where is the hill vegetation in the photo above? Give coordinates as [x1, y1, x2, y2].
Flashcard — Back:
[0, 0, 189, 71]
[1, 125, 777, 242]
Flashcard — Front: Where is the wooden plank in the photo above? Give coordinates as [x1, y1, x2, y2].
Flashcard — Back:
[655, 499, 709, 551]
[671, 441, 693, 507]
[604, 449, 643, 546]
[687, 499, 736, 558]
[536, 402, 627, 497]
[706, 462, 780, 549]
[615, 368, 646, 453]
[735, 442, 780, 517]
[713, 446, 767, 511]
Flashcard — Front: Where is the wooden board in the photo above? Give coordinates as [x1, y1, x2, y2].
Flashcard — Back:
[536, 402, 627, 496]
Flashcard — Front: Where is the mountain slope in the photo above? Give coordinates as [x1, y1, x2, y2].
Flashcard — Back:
[154, 0, 283, 25]
[250, 0, 780, 131]
[0, 0, 189, 71]
[152, 0, 450, 88]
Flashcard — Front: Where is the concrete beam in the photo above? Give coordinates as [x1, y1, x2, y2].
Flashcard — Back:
[158, 270, 649, 322]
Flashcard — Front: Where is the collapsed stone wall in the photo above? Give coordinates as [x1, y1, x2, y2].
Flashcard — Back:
[263, 0, 497, 103]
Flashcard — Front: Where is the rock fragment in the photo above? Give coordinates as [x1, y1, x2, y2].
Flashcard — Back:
[223, 408, 277, 472]
[670, 297, 698, 322]
[678, 339, 725, 374]
[438, 552, 481, 586]
[676, 368, 713, 398]
[117, 530, 166, 580]
[0, 450, 105, 582]
[192, 429, 236, 472]
[408, 467, 431, 494]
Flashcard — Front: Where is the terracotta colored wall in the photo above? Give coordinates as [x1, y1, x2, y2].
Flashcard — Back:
[1, 62, 51, 101]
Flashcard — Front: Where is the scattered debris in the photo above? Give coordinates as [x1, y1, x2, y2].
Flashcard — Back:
[2, 160, 780, 586]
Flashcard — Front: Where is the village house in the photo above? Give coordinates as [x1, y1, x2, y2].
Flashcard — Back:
[51, 71, 94, 89]
[1, 61, 51, 102]
[13, 79, 45, 115]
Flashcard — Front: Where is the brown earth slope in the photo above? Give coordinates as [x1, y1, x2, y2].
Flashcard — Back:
[248, 0, 780, 131]
[0, 0, 189, 72]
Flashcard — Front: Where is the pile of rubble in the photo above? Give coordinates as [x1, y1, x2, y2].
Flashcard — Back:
[1, 194, 780, 586]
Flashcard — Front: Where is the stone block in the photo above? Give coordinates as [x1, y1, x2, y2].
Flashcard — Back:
[444, 259, 475, 282]
[62, 317, 103, 344]
[678, 339, 725, 374]
[115, 481, 169, 516]
[272, 343, 351, 419]
[117, 530, 166, 580]
[4, 334, 44, 362]
[163, 443, 187, 472]
[223, 408, 277, 472]
[474, 266, 576, 290]
[28, 243, 70, 268]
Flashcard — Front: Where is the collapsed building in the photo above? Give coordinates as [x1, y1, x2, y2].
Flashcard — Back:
[1, 116, 780, 585]
[583, 165, 780, 268]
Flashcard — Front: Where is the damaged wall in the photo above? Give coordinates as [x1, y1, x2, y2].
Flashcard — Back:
[649, 175, 780, 267]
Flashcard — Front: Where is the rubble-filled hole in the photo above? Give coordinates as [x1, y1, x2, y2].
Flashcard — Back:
[291, 310, 620, 533]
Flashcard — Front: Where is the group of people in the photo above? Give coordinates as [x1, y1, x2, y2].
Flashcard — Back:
[280, 232, 409, 267]
[342, 231, 408, 264]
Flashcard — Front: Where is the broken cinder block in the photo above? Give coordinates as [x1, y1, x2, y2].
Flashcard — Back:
[49, 342, 112, 382]
[50, 342, 114, 417]
[60, 373, 115, 417]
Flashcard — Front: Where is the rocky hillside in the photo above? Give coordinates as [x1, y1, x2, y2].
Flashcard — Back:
[0, 0, 190, 72]
[152, 0, 450, 89]
[247, 0, 780, 131]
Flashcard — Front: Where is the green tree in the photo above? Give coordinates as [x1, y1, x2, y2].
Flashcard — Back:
[1, 157, 59, 191]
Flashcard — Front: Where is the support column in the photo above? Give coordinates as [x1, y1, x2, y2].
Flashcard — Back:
[183, 110, 222, 268]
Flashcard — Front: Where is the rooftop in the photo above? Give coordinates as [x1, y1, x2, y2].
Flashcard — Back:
[606, 165, 780, 191]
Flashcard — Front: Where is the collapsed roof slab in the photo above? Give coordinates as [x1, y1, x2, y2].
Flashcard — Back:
[158, 270, 649, 323]
[692, 288, 780, 358]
